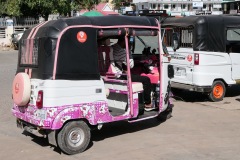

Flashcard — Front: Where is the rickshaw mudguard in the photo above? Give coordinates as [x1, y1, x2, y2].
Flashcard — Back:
[50, 102, 105, 130]
[12, 98, 139, 130]
[50, 100, 138, 130]
[51, 105, 95, 130]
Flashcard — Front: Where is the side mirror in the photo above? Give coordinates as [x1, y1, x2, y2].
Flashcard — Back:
[172, 32, 180, 51]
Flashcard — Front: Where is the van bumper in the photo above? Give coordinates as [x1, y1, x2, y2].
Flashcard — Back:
[171, 82, 212, 93]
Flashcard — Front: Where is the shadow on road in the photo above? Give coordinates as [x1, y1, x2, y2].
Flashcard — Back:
[225, 85, 240, 97]
[171, 85, 240, 103]
[21, 116, 169, 154]
[22, 130, 62, 154]
[171, 89, 208, 102]
[91, 118, 163, 141]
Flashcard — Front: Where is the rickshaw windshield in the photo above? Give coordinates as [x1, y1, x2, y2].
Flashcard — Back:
[133, 35, 159, 55]
[98, 28, 159, 56]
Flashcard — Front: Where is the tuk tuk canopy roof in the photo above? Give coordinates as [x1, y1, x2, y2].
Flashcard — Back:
[22, 15, 159, 40]
[19, 16, 159, 80]
[162, 15, 240, 52]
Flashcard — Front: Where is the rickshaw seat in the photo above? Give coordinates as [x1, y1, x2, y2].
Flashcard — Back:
[104, 80, 143, 93]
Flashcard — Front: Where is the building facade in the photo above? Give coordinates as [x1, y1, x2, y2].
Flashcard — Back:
[222, 0, 240, 14]
[132, 0, 223, 16]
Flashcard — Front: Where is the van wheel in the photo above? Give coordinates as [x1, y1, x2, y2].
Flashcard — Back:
[57, 121, 91, 155]
[208, 81, 226, 102]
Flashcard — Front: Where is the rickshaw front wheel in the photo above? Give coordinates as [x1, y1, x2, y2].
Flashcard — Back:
[57, 121, 91, 155]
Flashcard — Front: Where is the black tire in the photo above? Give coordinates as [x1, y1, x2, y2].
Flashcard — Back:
[208, 81, 226, 102]
[57, 121, 91, 155]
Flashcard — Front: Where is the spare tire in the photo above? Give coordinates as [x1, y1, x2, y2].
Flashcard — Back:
[12, 73, 31, 106]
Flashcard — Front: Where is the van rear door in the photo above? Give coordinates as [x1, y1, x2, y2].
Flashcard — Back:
[227, 28, 240, 81]
[168, 47, 194, 85]
[229, 52, 240, 81]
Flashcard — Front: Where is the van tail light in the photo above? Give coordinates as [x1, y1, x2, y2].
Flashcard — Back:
[36, 90, 43, 109]
[194, 53, 199, 65]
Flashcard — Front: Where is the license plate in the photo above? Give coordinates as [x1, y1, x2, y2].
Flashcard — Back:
[174, 67, 186, 76]
[35, 110, 46, 120]
[27, 106, 35, 115]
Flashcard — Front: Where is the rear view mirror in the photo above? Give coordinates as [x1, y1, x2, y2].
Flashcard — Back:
[172, 32, 180, 51]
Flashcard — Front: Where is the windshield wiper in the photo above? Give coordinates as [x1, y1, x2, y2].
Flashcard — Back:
[232, 30, 240, 37]
[136, 36, 148, 48]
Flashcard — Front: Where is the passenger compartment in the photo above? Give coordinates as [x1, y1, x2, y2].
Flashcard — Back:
[98, 45, 144, 116]
[103, 78, 143, 116]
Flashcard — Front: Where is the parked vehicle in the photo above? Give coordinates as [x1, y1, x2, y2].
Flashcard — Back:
[11, 31, 24, 50]
[162, 15, 240, 101]
[11, 16, 174, 154]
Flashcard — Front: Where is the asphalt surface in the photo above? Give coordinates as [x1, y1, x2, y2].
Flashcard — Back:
[0, 49, 240, 160]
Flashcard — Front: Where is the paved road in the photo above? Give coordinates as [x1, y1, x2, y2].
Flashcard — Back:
[0, 50, 240, 160]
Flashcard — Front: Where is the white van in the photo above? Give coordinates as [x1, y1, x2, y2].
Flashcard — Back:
[162, 15, 240, 101]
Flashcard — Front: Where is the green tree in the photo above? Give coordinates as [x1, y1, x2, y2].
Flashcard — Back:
[56, 0, 72, 17]
[0, 0, 21, 16]
[0, 0, 104, 20]
[111, 0, 130, 9]
[26, 0, 56, 20]
[0, 0, 75, 20]
[111, 0, 123, 10]
[74, 0, 100, 11]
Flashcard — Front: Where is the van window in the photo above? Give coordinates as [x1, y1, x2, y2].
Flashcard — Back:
[226, 28, 240, 53]
[163, 27, 193, 48]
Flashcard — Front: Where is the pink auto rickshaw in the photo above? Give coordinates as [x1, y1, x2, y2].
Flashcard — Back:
[12, 15, 174, 154]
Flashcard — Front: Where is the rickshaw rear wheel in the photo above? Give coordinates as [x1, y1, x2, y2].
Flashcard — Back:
[57, 121, 91, 155]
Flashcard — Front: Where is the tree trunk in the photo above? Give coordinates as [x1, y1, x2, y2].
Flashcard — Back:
[43, 14, 49, 21]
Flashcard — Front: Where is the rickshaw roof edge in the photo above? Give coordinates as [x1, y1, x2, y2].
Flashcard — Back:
[162, 15, 240, 28]
[22, 16, 159, 39]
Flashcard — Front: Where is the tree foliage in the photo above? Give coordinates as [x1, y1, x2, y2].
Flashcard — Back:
[111, 0, 130, 10]
[0, 0, 75, 20]
[74, 0, 99, 11]
[111, 0, 122, 9]
[28, 0, 76, 18]
[0, 0, 21, 16]
[0, 0, 124, 19]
